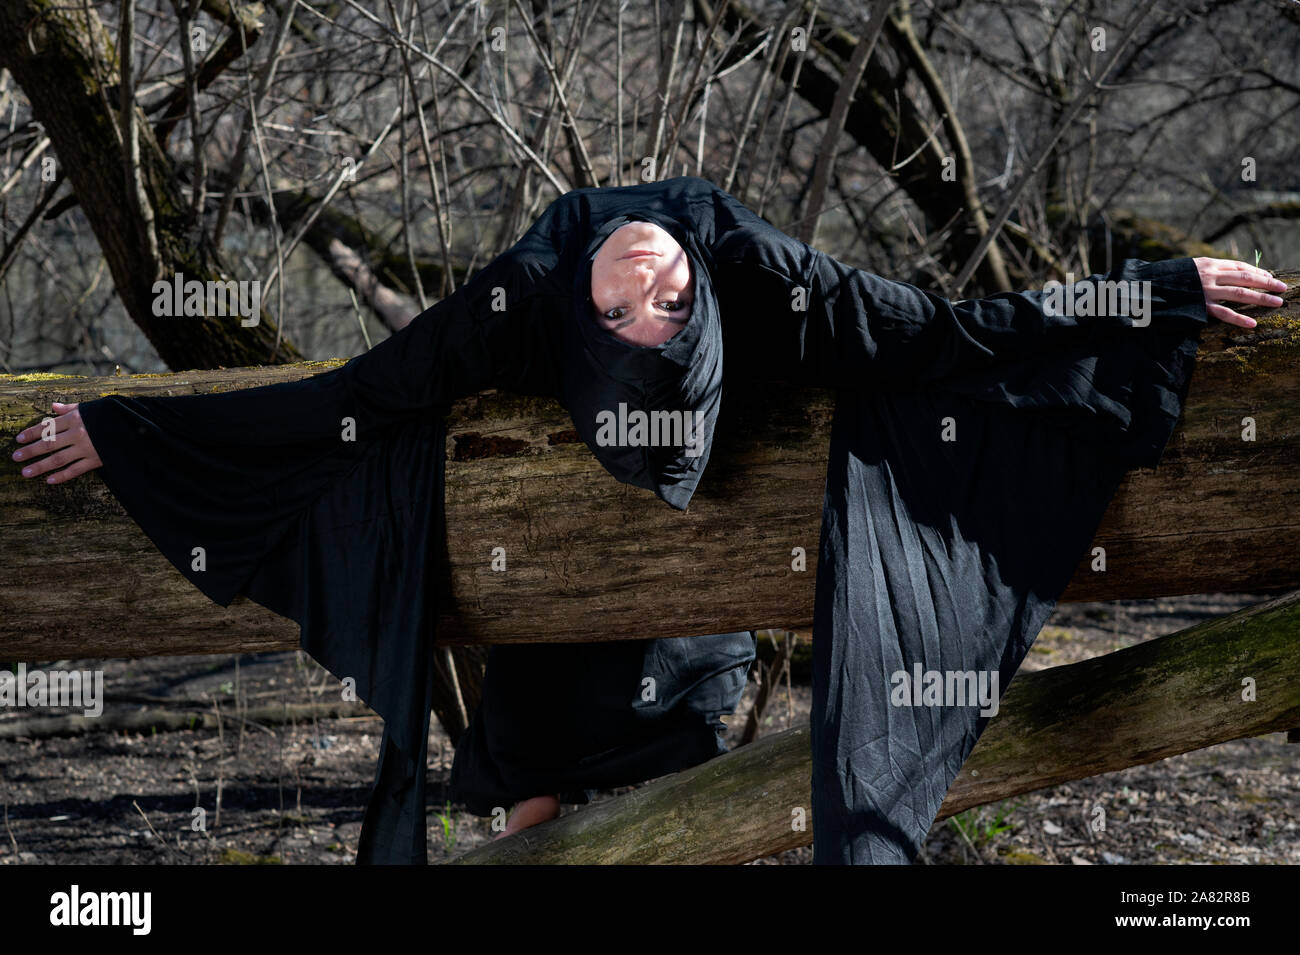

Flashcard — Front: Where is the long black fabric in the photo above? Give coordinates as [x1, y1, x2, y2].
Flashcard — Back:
[809, 256, 1206, 863]
[75, 176, 1207, 864]
[447, 634, 755, 814]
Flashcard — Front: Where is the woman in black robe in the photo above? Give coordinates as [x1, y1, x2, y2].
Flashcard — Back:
[12, 175, 1283, 864]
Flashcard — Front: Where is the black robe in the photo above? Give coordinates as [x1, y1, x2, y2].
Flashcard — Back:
[75, 175, 1208, 864]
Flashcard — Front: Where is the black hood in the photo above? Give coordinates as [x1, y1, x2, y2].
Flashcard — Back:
[560, 208, 723, 510]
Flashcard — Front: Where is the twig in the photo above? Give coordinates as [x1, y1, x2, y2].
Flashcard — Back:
[616, 0, 624, 185]
[799, 2, 892, 245]
[244, 41, 286, 358]
[951, 0, 1161, 295]
[174, 0, 207, 237]
[212, 694, 224, 829]
[740, 628, 792, 746]
[185, 764, 216, 845]
[723, 2, 799, 194]
[389, 0, 454, 298]
[295, 649, 322, 750]
[755, 0, 818, 213]
[347, 286, 372, 349]
[694, 79, 709, 175]
[418, 7, 462, 297]
[259, 100, 403, 300]
[0, 132, 49, 197]
[509, 0, 597, 187]
[393, 0, 424, 310]
[131, 799, 177, 861]
[648, 0, 685, 172]
[118, 0, 162, 279]
[443, 646, 469, 734]
[783, 630, 795, 729]
[275, 702, 285, 823]
[320, 0, 568, 194]
[235, 655, 245, 761]
[0, 174, 63, 285]
[3, 799, 17, 858]
[658, 0, 730, 174]
[212, 0, 298, 249]
[950, 811, 986, 864]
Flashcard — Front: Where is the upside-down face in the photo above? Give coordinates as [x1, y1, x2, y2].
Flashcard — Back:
[589, 220, 694, 347]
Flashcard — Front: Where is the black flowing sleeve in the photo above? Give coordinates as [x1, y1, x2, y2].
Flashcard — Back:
[74, 205, 577, 864]
[699, 182, 1209, 368]
[77, 209, 572, 608]
[695, 177, 1207, 465]
[338, 218, 573, 433]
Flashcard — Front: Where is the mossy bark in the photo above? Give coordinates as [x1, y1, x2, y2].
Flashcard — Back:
[448, 589, 1300, 864]
[0, 0, 300, 368]
[1, 277, 1296, 658]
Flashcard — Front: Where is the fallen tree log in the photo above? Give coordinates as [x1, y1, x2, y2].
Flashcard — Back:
[1, 287, 1298, 659]
[448, 588, 1300, 864]
[0, 700, 375, 740]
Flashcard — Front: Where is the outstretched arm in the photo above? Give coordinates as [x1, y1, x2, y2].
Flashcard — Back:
[12, 275, 555, 485]
[14, 201, 577, 484]
[695, 177, 1282, 386]
[337, 244, 567, 435]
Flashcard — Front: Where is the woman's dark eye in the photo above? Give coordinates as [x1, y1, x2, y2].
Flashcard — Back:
[602, 302, 688, 321]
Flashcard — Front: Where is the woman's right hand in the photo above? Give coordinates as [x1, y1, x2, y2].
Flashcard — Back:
[1192, 256, 1287, 328]
[11, 401, 103, 485]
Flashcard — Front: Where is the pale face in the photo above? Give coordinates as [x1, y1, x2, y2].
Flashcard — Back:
[589, 220, 694, 346]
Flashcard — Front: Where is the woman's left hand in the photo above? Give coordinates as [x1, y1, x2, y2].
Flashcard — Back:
[1193, 257, 1287, 328]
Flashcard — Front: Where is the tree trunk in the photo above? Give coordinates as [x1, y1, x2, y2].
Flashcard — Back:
[0, 0, 299, 368]
[2, 279, 1297, 659]
[447, 588, 1300, 864]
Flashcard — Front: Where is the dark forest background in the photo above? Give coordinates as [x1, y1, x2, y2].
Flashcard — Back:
[2, 0, 1298, 376]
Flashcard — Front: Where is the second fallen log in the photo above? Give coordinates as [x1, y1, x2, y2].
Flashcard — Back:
[449, 588, 1300, 864]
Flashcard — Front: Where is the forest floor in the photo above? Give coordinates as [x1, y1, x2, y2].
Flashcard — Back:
[0, 591, 1294, 865]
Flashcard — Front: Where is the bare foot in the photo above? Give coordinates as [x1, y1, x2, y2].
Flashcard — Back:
[495, 795, 561, 839]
